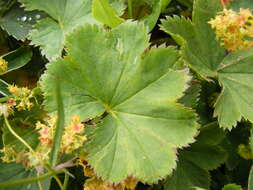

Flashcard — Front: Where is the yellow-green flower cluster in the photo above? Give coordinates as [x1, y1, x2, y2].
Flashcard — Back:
[84, 176, 138, 190]
[0, 115, 87, 168]
[0, 57, 8, 75]
[33, 115, 86, 166]
[80, 159, 138, 190]
[209, 8, 253, 51]
[7, 84, 35, 111]
[0, 146, 17, 163]
[36, 115, 57, 147]
[0, 146, 29, 166]
[61, 115, 86, 154]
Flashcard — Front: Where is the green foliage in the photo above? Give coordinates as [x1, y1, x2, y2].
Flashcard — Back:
[222, 184, 243, 190]
[92, 0, 124, 27]
[41, 21, 199, 183]
[136, 0, 172, 31]
[0, 162, 51, 190]
[229, 0, 253, 10]
[161, 0, 225, 77]
[0, 0, 253, 190]
[249, 167, 253, 190]
[178, 80, 201, 109]
[164, 122, 227, 190]
[0, 79, 10, 96]
[2, 46, 32, 74]
[19, 0, 96, 60]
[161, 0, 253, 130]
[0, 4, 42, 41]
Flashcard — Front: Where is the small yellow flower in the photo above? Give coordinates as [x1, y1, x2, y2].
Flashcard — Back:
[0, 57, 8, 74]
[209, 8, 253, 51]
[60, 115, 86, 154]
[8, 84, 19, 95]
[36, 121, 47, 130]
[35, 115, 86, 155]
[7, 84, 35, 111]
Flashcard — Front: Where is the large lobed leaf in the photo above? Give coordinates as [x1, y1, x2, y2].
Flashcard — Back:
[214, 49, 253, 129]
[161, 0, 253, 129]
[41, 21, 199, 183]
[19, 0, 96, 60]
[160, 0, 225, 77]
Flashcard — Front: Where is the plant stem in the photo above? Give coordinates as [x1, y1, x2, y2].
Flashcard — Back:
[44, 165, 64, 190]
[37, 180, 43, 190]
[49, 79, 65, 168]
[63, 173, 69, 190]
[4, 116, 64, 189]
[4, 116, 34, 152]
[128, 0, 133, 18]
[0, 96, 11, 103]
[0, 170, 64, 188]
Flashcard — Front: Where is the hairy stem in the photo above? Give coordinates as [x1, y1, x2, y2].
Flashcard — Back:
[128, 0, 133, 18]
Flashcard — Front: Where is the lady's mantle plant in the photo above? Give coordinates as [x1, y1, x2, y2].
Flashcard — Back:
[0, 0, 253, 190]
[41, 21, 199, 183]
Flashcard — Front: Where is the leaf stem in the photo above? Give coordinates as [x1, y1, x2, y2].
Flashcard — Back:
[0, 96, 11, 103]
[4, 116, 64, 189]
[0, 169, 64, 188]
[4, 116, 34, 152]
[44, 165, 64, 189]
[37, 180, 43, 190]
[63, 172, 69, 190]
[49, 79, 65, 168]
[128, 0, 133, 18]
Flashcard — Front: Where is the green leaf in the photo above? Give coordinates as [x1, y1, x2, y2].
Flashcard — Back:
[164, 122, 227, 190]
[164, 159, 210, 190]
[2, 46, 32, 74]
[92, 0, 124, 28]
[0, 79, 10, 96]
[141, 0, 171, 31]
[222, 184, 243, 190]
[214, 48, 253, 129]
[0, 162, 51, 190]
[229, 0, 253, 10]
[175, 0, 193, 8]
[161, 0, 253, 129]
[0, 0, 15, 17]
[0, 4, 42, 41]
[178, 80, 201, 109]
[249, 166, 253, 190]
[19, 0, 96, 60]
[41, 21, 199, 183]
[110, 0, 126, 16]
[160, 0, 225, 77]
[161, 0, 172, 12]
[182, 123, 227, 171]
